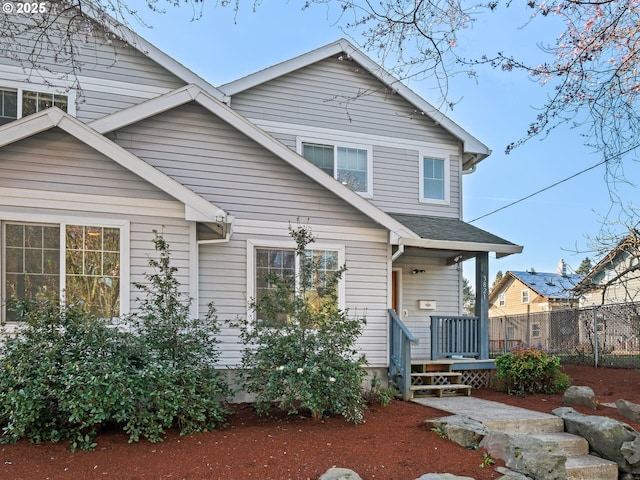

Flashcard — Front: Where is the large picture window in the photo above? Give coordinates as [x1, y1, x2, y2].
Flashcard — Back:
[253, 244, 341, 326]
[301, 142, 371, 195]
[3, 222, 121, 322]
[0, 88, 69, 126]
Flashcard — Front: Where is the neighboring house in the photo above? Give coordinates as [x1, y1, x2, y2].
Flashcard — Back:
[489, 262, 582, 317]
[0, 10, 521, 395]
[574, 232, 640, 306]
[488, 262, 582, 351]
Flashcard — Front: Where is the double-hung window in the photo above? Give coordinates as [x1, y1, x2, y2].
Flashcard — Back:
[521, 289, 530, 304]
[300, 141, 372, 196]
[420, 154, 449, 203]
[251, 242, 343, 326]
[498, 293, 506, 307]
[2, 222, 122, 323]
[0, 87, 69, 125]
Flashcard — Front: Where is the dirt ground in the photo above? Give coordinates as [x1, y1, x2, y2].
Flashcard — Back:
[1, 365, 639, 480]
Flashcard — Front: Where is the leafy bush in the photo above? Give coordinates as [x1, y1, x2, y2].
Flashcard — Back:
[124, 234, 230, 441]
[232, 225, 368, 423]
[493, 347, 570, 395]
[0, 234, 229, 450]
[0, 300, 139, 451]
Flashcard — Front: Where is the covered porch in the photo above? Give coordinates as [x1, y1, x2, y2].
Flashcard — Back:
[387, 214, 522, 400]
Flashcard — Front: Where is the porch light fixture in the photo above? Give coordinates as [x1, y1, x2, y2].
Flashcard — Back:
[411, 268, 425, 275]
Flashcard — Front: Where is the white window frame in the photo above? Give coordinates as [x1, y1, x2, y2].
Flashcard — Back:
[296, 136, 373, 198]
[498, 293, 506, 307]
[419, 150, 450, 204]
[1, 213, 129, 324]
[0, 81, 76, 121]
[246, 239, 346, 321]
[521, 289, 530, 304]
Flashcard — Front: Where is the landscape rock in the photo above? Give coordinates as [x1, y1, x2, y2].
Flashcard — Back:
[424, 415, 489, 449]
[480, 431, 567, 479]
[414, 474, 475, 480]
[617, 399, 640, 423]
[621, 434, 640, 465]
[495, 467, 534, 479]
[553, 406, 640, 474]
[319, 467, 363, 480]
[562, 385, 598, 409]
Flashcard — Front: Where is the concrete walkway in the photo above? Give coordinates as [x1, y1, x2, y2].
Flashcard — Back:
[413, 396, 564, 434]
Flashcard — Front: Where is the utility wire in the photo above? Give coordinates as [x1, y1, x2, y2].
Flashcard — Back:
[468, 159, 608, 223]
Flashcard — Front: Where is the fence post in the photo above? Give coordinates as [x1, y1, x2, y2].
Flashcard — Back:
[593, 306, 599, 368]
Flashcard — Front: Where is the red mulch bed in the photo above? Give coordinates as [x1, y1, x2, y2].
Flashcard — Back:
[1, 365, 639, 480]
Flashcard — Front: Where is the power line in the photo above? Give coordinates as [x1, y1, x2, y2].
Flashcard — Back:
[468, 159, 608, 223]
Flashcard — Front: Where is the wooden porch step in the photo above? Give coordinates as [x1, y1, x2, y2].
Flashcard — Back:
[411, 372, 462, 385]
[410, 384, 472, 397]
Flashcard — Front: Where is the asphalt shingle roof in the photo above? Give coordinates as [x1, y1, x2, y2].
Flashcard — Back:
[388, 213, 518, 246]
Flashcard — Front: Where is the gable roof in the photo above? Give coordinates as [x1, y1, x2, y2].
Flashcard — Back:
[0, 107, 230, 224]
[219, 38, 490, 170]
[493, 271, 582, 301]
[90, 84, 522, 256]
[89, 84, 418, 242]
[389, 213, 522, 258]
[574, 231, 640, 292]
[80, 4, 225, 102]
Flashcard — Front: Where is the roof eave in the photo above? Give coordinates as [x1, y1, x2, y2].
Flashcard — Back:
[399, 237, 523, 257]
[219, 38, 491, 161]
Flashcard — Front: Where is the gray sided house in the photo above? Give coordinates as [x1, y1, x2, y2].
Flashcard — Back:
[0, 12, 521, 399]
[575, 232, 640, 307]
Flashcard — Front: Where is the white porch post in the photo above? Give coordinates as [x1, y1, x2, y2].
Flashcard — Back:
[475, 252, 490, 359]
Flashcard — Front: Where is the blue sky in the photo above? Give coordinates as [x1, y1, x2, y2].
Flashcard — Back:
[125, 1, 640, 285]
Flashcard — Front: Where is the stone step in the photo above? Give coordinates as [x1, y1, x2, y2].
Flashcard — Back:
[566, 454, 619, 480]
[483, 415, 565, 435]
[530, 432, 589, 456]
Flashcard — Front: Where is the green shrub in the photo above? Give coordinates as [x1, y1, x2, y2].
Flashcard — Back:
[0, 300, 139, 450]
[232, 225, 368, 423]
[493, 347, 570, 395]
[0, 234, 229, 450]
[124, 234, 230, 441]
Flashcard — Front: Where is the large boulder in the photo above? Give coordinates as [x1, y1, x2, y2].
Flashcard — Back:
[553, 406, 640, 474]
[617, 399, 640, 423]
[424, 415, 489, 449]
[562, 386, 598, 410]
[480, 431, 567, 480]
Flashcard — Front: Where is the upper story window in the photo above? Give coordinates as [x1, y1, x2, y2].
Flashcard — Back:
[420, 155, 449, 203]
[300, 140, 372, 196]
[0, 87, 69, 125]
[2, 221, 122, 323]
[498, 293, 506, 307]
[521, 289, 530, 304]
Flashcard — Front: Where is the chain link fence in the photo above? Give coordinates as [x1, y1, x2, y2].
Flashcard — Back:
[489, 302, 640, 368]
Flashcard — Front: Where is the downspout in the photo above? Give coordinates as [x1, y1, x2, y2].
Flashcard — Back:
[391, 243, 405, 261]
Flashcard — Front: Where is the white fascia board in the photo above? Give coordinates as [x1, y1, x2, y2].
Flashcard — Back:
[81, 4, 226, 103]
[219, 38, 490, 162]
[90, 84, 419, 241]
[399, 237, 523, 257]
[89, 85, 198, 133]
[219, 40, 345, 96]
[0, 108, 226, 223]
